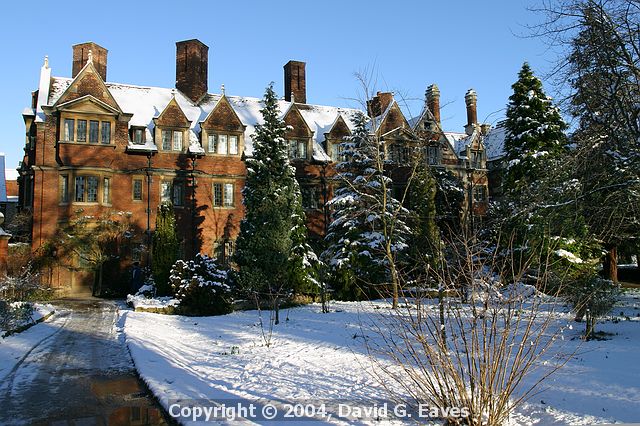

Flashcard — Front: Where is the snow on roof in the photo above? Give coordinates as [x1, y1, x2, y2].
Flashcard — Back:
[47, 77, 362, 161]
[484, 122, 506, 161]
[444, 131, 471, 155]
[5, 169, 19, 181]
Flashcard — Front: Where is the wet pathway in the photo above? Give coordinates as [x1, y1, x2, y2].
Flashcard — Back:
[0, 299, 170, 425]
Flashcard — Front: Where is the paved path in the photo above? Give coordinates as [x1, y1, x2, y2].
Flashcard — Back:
[0, 299, 170, 426]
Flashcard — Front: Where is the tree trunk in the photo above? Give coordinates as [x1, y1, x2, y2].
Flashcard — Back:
[438, 284, 446, 343]
[585, 312, 595, 340]
[274, 297, 280, 325]
[96, 265, 104, 296]
[603, 245, 618, 283]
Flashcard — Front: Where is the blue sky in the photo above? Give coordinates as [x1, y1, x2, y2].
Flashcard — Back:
[0, 0, 551, 170]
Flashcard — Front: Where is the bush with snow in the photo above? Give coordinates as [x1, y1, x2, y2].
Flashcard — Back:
[564, 273, 620, 340]
[169, 254, 233, 316]
[0, 301, 34, 333]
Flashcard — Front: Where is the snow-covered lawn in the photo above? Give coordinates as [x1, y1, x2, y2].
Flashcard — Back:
[121, 291, 640, 425]
[0, 304, 60, 381]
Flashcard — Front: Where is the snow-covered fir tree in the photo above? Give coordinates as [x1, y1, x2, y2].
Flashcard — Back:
[322, 111, 409, 302]
[503, 62, 567, 197]
[234, 83, 316, 322]
[494, 63, 577, 271]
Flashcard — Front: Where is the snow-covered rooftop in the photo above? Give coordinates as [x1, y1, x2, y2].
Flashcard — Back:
[484, 122, 506, 161]
[444, 131, 472, 155]
[47, 77, 361, 161]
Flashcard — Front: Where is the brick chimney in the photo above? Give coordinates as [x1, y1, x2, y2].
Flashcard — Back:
[284, 60, 306, 104]
[72, 42, 108, 81]
[176, 39, 209, 103]
[426, 84, 441, 123]
[367, 92, 394, 117]
[465, 89, 478, 135]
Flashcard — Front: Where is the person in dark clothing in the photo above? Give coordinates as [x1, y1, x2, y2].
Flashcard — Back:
[130, 262, 143, 295]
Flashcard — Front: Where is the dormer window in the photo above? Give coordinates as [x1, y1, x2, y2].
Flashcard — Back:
[207, 133, 239, 155]
[62, 116, 113, 144]
[331, 143, 345, 162]
[288, 140, 307, 160]
[131, 127, 145, 145]
[161, 129, 184, 151]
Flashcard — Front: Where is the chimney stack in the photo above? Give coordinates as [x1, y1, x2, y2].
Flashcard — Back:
[284, 60, 306, 103]
[367, 92, 394, 117]
[72, 42, 108, 81]
[426, 84, 441, 123]
[176, 39, 209, 103]
[465, 89, 478, 135]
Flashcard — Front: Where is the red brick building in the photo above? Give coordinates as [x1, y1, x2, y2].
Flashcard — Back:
[18, 39, 490, 295]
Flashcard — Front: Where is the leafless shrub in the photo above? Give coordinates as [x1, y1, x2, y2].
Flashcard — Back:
[365, 236, 575, 426]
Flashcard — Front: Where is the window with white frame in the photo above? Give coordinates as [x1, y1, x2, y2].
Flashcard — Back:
[208, 133, 239, 155]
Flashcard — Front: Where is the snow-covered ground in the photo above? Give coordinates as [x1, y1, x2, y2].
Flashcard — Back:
[0, 304, 61, 382]
[121, 291, 640, 425]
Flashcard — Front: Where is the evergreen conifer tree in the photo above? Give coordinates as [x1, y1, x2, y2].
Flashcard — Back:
[407, 158, 442, 276]
[322, 112, 409, 301]
[503, 62, 567, 197]
[152, 202, 179, 295]
[234, 83, 315, 322]
[498, 63, 572, 272]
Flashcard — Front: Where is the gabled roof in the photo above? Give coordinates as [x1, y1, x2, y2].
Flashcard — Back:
[324, 114, 352, 138]
[54, 95, 121, 115]
[52, 60, 122, 114]
[409, 104, 439, 132]
[200, 95, 245, 132]
[46, 76, 361, 161]
[283, 103, 314, 138]
[381, 126, 419, 141]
